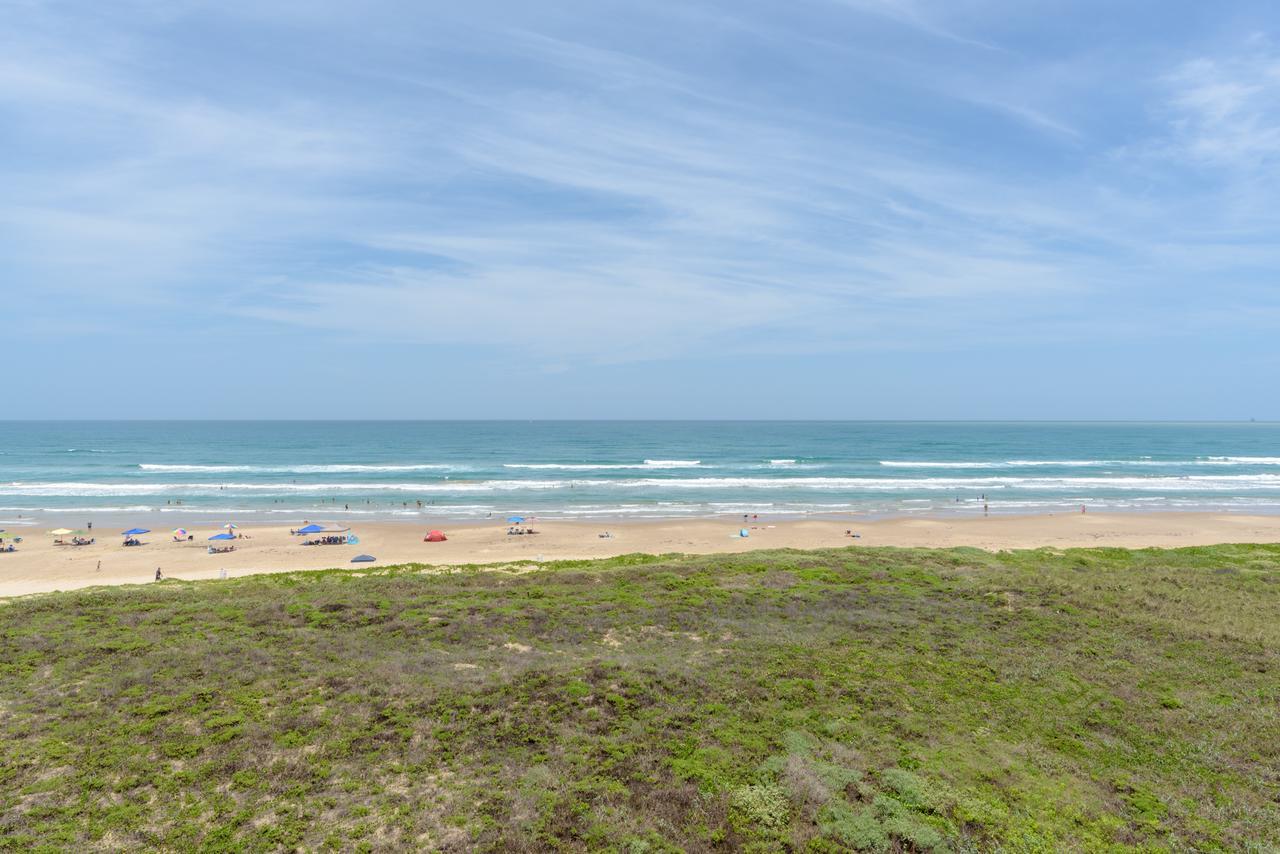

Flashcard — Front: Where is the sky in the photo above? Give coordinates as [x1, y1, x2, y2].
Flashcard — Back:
[2, 0, 1279, 419]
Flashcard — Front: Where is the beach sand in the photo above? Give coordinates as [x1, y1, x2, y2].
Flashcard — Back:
[1, 512, 1278, 597]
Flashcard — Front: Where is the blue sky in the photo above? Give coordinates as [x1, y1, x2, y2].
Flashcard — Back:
[2, 0, 1278, 419]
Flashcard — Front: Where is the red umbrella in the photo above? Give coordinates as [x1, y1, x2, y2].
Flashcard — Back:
[425, 530, 447, 542]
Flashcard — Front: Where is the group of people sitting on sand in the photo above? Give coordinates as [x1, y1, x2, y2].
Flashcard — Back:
[506, 526, 539, 536]
[302, 535, 348, 546]
[58, 536, 95, 547]
[207, 544, 236, 554]
[123, 537, 145, 547]
[0, 543, 15, 553]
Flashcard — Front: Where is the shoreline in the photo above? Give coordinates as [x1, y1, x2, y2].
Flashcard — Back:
[2, 510, 1278, 598]
[6, 502, 1280, 530]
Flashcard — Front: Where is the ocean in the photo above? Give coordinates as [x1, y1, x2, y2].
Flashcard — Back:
[1, 421, 1279, 523]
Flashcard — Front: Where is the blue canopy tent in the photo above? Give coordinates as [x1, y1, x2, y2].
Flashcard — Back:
[296, 524, 349, 535]
[122, 528, 150, 536]
[507, 516, 525, 523]
[351, 554, 376, 563]
[209, 532, 235, 541]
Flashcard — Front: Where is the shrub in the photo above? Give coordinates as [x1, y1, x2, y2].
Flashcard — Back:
[882, 812, 946, 851]
[730, 783, 791, 829]
[818, 801, 889, 852]
[879, 767, 938, 811]
[782, 754, 832, 808]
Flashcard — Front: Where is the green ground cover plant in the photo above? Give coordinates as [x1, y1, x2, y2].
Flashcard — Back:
[2, 544, 1278, 851]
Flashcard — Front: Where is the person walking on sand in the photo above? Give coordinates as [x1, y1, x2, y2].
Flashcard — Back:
[155, 567, 163, 582]
[984, 502, 989, 517]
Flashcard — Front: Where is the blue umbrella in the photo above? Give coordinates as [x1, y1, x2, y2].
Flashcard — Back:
[122, 528, 150, 536]
[297, 524, 324, 534]
[507, 516, 525, 523]
[209, 532, 235, 541]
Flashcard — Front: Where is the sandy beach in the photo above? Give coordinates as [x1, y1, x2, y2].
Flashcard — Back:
[0, 511, 1276, 597]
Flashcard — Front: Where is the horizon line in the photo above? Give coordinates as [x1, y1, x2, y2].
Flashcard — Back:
[1, 419, 1275, 425]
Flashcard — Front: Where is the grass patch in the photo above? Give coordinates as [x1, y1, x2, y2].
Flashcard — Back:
[1, 545, 1279, 850]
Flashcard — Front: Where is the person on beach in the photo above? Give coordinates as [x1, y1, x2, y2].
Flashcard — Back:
[155, 567, 162, 581]
[984, 503, 989, 516]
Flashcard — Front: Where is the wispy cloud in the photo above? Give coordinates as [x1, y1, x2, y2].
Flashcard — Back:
[826, 0, 1001, 51]
[2, 0, 1278, 383]
[1161, 46, 1280, 167]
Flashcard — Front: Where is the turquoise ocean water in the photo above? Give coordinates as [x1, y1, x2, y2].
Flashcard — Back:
[1, 421, 1279, 524]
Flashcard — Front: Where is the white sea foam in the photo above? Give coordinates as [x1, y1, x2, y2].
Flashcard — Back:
[880, 459, 1148, 468]
[502, 460, 704, 470]
[882, 457, 1280, 469]
[0, 505, 156, 514]
[8, 473, 1280, 496]
[139, 463, 462, 473]
[880, 460, 990, 468]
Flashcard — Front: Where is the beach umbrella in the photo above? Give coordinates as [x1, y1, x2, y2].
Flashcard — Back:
[351, 554, 376, 563]
[507, 516, 524, 523]
[122, 528, 150, 536]
[297, 524, 325, 534]
[223, 523, 238, 531]
[49, 528, 77, 536]
[172, 528, 188, 537]
[425, 530, 447, 542]
[209, 532, 235, 541]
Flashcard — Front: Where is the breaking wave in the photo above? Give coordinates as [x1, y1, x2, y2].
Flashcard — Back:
[7, 473, 1280, 496]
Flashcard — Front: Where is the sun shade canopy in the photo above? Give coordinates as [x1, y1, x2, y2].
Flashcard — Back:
[297, 524, 350, 534]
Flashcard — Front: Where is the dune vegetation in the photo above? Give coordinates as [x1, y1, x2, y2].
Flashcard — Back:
[2, 544, 1278, 851]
